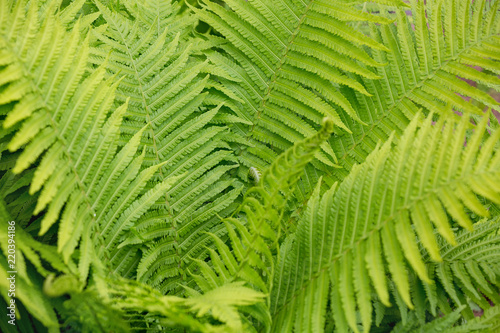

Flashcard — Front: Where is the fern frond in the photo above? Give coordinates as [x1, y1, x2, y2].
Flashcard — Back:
[271, 112, 500, 332]
[0, 198, 62, 332]
[391, 303, 500, 333]
[44, 276, 131, 333]
[192, 118, 334, 330]
[122, 0, 196, 37]
[446, 306, 500, 333]
[390, 305, 466, 333]
[89, 0, 243, 293]
[418, 219, 500, 319]
[0, 0, 175, 283]
[374, 217, 500, 330]
[330, 0, 500, 183]
[193, 0, 403, 174]
[97, 275, 265, 332]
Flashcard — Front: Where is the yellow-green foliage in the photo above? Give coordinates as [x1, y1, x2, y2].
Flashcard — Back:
[0, 0, 499, 332]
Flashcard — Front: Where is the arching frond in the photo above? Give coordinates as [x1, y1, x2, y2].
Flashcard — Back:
[96, 275, 265, 332]
[0, 0, 175, 284]
[192, 118, 334, 330]
[271, 112, 500, 332]
[193, 0, 404, 174]
[90, 0, 242, 294]
[330, 0, 500, 183]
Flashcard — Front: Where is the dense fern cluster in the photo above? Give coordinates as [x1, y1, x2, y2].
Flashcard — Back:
[0, 0, 500, 332]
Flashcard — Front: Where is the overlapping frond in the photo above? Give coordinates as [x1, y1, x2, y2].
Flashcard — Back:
[97, 275, 266, 332]
[0, 196, 61, 332]
[417, 219, 500, 320]
[193, 0, 405, 176]
[390, 305, 467, 333]
[330, 0, 500, 183]
[89, 0, 242, 293]
[376, 218, 500, 331]
[445, 306, 500, 333]
[391, 304, 500, 333]
[192, 118, 334, 331]
[0, 0, 175, 283]
[271, 112, 500, 332]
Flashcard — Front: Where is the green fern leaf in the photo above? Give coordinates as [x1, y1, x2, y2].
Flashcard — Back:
[272, 112, 500, 332]
[330, 0, 500, 185]
[193, 0, 400, 175]
[192, 118, 334, 330]
[0, 0, 176, 284]
[89, 0, 244, 294]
